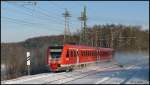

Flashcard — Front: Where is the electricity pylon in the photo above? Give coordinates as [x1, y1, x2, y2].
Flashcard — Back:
[62, 8, 71, 44]
[78, 6, 88, 45]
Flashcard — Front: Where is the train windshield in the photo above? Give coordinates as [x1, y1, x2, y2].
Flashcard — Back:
[50, 49, 62, 58]
[50, 46, 63, 59]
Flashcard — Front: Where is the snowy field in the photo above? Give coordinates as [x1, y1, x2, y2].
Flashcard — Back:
[1, 51, 149, 84]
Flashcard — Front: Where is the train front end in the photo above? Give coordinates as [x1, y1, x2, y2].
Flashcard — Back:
[47, 46, 63, 72]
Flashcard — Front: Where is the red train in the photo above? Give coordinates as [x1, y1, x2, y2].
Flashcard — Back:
[47, 44, 114, 72]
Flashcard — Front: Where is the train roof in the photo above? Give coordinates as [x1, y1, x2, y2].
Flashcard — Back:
[48, 44, 114, 51]
[49, 45, 63, 49]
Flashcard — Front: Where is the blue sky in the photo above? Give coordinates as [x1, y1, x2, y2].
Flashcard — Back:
[1, 1, 149, 43]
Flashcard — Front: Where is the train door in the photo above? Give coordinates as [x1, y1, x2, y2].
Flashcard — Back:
[96, 50, 99, 62]
[66, 49, 70, 65]
[98, 50, 100, 61]
[75, 49, 79, 65]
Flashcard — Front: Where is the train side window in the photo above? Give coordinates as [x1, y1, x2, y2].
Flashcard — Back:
[82, 51, 83, 56]
[94, 51, 96, 56]
[71, 50, 73, 57]
[82, 51, 84, 56]
[81, 51, 82, 56]
[86, 51, 88, 56]
[66, 49, 69, 57]
[93, 51, 94, 56]
[70, 50, 72, 57]
[96, 51, 97, 56]
[74, 50, 76, 57]
[72, 50, 74, 57]
[89, 51, 91, 56]
[69, 50, 71, 57]
[99, 51, 101, 56]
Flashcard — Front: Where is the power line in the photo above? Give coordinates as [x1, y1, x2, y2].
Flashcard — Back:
[48, 2, 79, 24]
[4, 2, 70, 31]
[1, 6, 64, 28]
[4, 2, 81, 36]
[5, 2, 65, 25]
[2, 16, 62, 31]
[2, 16, 45, 25]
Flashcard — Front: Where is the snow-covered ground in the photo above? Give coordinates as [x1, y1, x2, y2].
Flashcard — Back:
[1, 51, 149, 84]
